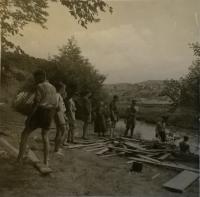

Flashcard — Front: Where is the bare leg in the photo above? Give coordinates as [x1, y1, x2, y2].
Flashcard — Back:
[62, 124, 69, 144]
[17, 128, 33, 163]
[110, 128, 114, 138]
[130, 121, 136, 138]
[54, 125, 61, 152]
[70, 127, 74, 143]
[41, 129, 50, 166]
[60, 125, 67, 146]
[67, 127, 71, 143]
[130, 126, 135, 138]
[82, 121, 88, 139]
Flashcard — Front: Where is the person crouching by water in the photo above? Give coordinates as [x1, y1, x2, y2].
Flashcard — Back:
[54, 82, 68, 156]
[124, 99, 137, 138]
[155, 116, 167, 142]
[66, 91, 77, 144]
[109, 95, 119, 138]
[17, 70, 57, 166]
[179, 136, 190, 154]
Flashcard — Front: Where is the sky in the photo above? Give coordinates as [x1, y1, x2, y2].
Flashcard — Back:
[11, 0, 200, 84]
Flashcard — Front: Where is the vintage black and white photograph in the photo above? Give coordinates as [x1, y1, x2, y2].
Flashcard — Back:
[0, 0, 199, 196]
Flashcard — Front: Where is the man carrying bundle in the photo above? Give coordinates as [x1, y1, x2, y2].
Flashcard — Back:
[17, 70, 57, 167]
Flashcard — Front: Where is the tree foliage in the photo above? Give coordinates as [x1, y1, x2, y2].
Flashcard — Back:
[0, 0, 112, 51]
[45, 37, 106, 97]
[2, 37, 108, 110]
[162, 42, 200, 109]
[162, 79, 182, 106]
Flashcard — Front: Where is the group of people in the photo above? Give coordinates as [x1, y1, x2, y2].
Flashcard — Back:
[16, 69, 190, 167]
[16, 70, 134, 167]
[17, 70, 94, 166]
[155, 116, 190, 153]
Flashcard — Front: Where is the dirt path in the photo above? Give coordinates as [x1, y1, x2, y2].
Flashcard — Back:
[0, 105, 199, 197]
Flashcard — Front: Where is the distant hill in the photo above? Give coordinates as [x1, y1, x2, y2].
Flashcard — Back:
[103, 80, 171, 105]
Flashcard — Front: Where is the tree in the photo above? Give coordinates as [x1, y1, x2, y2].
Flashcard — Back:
[0, 0, 112, 51]
[184, 42, 200, 108]
[162, 42, 200, 110]
[43, 37, 106, 97]
[161, 79, 182, 111]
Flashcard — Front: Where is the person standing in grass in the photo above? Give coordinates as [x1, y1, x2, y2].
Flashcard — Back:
[54, 82, 68, 155]
[81, 91, 92, 139]
[17, 70, 57, 166]
[66, 92, 77, 143]
[109, 95, 119, 138]
[94, 101, 107, 137]
[124, 99, 137, 138]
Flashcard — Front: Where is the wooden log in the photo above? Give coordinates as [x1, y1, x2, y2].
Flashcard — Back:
[124, 141, 146, 151]
[0, 138, 18, 157]
[108, 146, 136, 153]
[120, 137, 141, 143]
[163, 170, 199, 192]
[158, 153, 171, 161]
[109, 145, 165, 155]
[85, 146, 105, 152]
[75, 139, 108, 145]
[138, 155, 161, 163]
[68, 142, 108, 149]
[96, 148, 109, 155]
[100, 152, 125, 158]
[152, 173, 160, 180]
[127, 157, 199, 173]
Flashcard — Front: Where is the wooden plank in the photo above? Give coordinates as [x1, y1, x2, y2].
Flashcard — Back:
[75, 139, 107, 145]
[96, 148, 109, 155]
[28, 149, 40, 163]
[68, 142, 107, 149]
[163, 170, 199, 192]
[100, 152, 125, 158]
[108, 146, 135, 153]
[159, 153, 171, 161]
[127, 157, 199, 173]
[0, 138, 18, 157]
[85, 146, 105, 152]
[138, 155, 161, 163]
[152, 173, 160, 180]
[109, 145, 161, 155]
[0, 137, 52, 175]
[124, 141, 146, 151]
[120, 137, 141, 143]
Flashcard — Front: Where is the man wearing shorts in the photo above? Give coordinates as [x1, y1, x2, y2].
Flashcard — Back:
[17, 70, 57, 166]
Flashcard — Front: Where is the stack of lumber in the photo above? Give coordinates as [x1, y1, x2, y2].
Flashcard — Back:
[67, 137, 199, 173]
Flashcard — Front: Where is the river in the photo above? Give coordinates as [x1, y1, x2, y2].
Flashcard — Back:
[115, 120, 199, 154]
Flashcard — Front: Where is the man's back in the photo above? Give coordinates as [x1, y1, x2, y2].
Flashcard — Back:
[35, 81, 57, 108]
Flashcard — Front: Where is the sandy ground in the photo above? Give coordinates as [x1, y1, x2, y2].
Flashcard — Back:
[0, 104, 199, 197]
